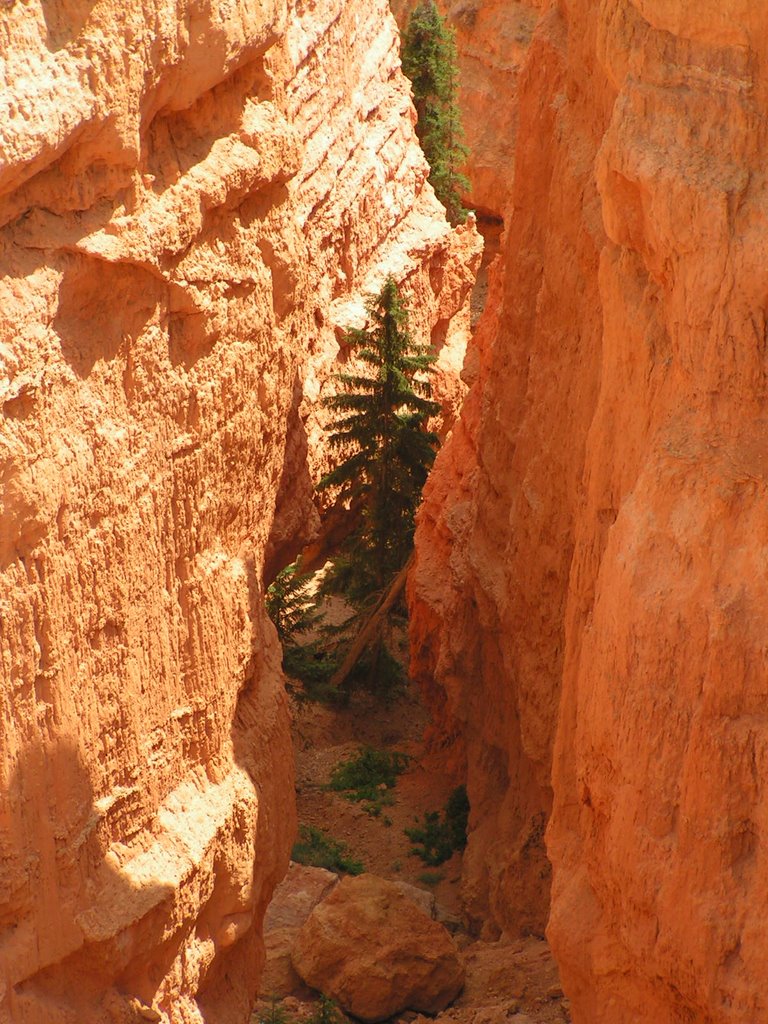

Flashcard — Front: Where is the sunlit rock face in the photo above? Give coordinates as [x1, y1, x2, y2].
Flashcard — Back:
[389, 0, 541, 220]
[410, 2, 768, 1020]
[0, 2, 478, 1021]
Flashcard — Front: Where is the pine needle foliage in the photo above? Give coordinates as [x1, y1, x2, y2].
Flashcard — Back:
[266, 563, 341, 701]
[256, 998, 291, 1024]
[319, 277, 440, 596]
[309, 998, 346, 1024]
[401, 0, 470, 225]
[344, 634, 406, 701]
[266, 561, 319, 644]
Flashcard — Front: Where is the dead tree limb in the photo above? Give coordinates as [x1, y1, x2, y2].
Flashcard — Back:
[329, 553, 415, 690]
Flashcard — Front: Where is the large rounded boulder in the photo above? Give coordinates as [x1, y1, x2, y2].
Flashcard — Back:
[291, 874, 465, 1021]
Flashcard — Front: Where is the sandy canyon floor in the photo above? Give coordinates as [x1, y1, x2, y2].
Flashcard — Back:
[253, 643, 570, 1024]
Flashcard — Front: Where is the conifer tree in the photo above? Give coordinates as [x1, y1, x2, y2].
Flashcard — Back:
[266, 562, 338, 698]
[401, 0, 470, 225]
[319, 276, 440, 594]
[266, 561, 319, 643]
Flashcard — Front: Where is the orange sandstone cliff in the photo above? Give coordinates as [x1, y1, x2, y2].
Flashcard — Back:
[0, 3, 478, 1021]
[389, 0, 540, 220]
[410, 1, 768, 1021]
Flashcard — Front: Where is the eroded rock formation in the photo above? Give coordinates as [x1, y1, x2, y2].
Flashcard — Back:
[410, 1, 768, 1021]
[0, 2, 478, 1021]
[408, 0, 556, 941]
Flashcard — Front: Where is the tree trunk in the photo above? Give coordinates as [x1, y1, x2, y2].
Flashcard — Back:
[330, 554, 414, 690]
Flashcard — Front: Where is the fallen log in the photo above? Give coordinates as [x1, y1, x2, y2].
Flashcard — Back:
[329, 553, 414, 690]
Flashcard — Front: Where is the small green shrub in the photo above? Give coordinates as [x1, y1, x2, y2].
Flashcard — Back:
[255, 995, 344, 1024]
[308, 997, 345, 1024]
[417, 870, 444, 887]
[406, 810, 453, 865]
[255, 999, 291, 1024]
[406, 785, 469, 866]
[328, 747, 410, 802]
[445, 783, 470, 849]
[291, 825, 364, 875]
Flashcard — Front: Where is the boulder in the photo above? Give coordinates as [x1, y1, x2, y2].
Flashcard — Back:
[292, 874, 465, 1021]
[264, 863, 340, 932]
[390, 880, 437, 919]
[261, 863, 340, 997]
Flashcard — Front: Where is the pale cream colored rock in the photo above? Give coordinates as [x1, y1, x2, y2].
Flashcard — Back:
[261, 927, 310, 1001]
[391, 879, 437, 918]
[264, 863, 339, 933]
[292, 874, 465, 1021]
[261, 869, 444, 998]
[261, 863, 339, 998]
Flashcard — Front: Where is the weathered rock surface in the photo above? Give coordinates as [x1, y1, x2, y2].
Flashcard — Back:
[264, 863, 339, 934]
[410, 0, 768, 1021]
[390, 0, 539, 219]
[0, 2, 478, 1022]
[409, 0, 563, 940]
[261, 868, 447, 999]
[261, 863, 339, 998]
[292, 874, 465, 1021]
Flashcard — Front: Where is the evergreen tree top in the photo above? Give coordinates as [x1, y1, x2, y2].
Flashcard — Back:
[401, 0, 456, 107]
[317, 276, 440, 590]
[401, 0, 469, 225]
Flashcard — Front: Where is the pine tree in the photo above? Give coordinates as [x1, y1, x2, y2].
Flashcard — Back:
[266, 562, 319, 644]
[266, 562, 340, 699]
[319, 277, 440, 595]
[401, 0, 470, 225]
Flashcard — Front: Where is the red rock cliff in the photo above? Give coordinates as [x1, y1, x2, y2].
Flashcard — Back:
[390, 0, 541, 219]
[0, 3, 478, 1021]
[410, 1, 768, 1020]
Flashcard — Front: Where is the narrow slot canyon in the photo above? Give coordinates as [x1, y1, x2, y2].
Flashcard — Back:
[2, 2, 768, 1024]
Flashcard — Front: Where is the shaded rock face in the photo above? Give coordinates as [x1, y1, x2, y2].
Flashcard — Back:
[409, 0, 575, 941]
[0, 2, 478, 1022]
[410, 0, 768, 1021]
[292, 874, 465, 1021]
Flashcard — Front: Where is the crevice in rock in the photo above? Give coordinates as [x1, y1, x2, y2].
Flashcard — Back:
[469, 211, 504, 328]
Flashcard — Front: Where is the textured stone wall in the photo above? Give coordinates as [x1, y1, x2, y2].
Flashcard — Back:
[409, 1, 768, 1020]
[550, 4, 768, 1020]
[0, 2, 478, 1021]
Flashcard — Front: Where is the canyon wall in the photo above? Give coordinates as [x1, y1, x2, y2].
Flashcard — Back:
[0, 3, 477, 1022]
[389, 0, 541, 220]
[410, 0, 768, 1020]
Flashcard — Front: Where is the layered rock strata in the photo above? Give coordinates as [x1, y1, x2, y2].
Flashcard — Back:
[410, 1, 768, 1020]
[0, 2, 478, 1021]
